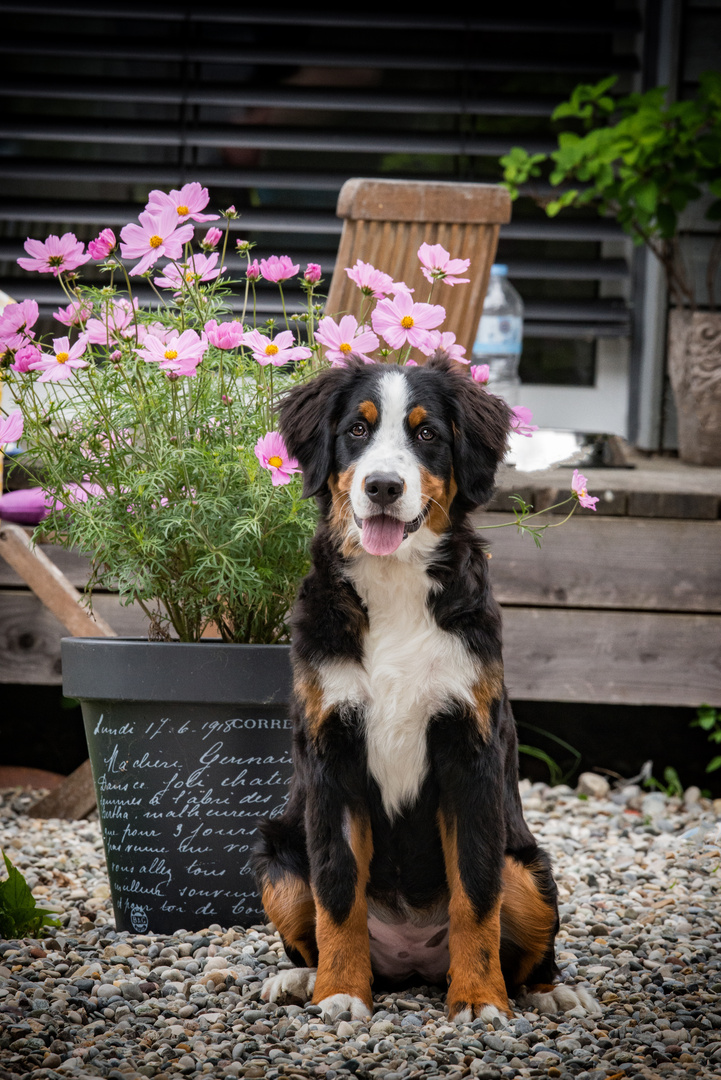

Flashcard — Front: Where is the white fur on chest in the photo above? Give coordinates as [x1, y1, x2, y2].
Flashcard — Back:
[318, 539, 480, 817]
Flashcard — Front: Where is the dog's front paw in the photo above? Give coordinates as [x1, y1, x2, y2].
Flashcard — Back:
[316, 993, 372, 1022]
[517, 983, 601, 1018]
[261, 967, 316, 1005]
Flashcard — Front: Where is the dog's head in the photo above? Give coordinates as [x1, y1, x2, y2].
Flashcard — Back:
[278, 353, 512, 556]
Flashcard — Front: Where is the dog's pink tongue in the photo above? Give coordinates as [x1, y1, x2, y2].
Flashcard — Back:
[361, 514, 405, 556]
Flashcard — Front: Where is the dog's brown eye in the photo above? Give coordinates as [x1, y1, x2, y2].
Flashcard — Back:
[350, 422, 368, 438]
[418, 426, 435, 441]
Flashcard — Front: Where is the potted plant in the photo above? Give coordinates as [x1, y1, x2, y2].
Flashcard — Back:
[0, 186, 597, 934]
[500, 72, 721, 465]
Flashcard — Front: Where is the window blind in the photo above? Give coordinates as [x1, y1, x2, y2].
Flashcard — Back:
[0, 1, 643, 385]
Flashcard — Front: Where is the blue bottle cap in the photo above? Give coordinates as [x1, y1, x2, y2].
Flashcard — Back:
[490, 264, 508, 276]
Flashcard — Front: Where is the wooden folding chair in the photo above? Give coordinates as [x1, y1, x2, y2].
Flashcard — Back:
[325, 178, 511, 356]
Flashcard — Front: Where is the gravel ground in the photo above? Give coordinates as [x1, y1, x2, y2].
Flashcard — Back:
[1, 779, 721, 1080]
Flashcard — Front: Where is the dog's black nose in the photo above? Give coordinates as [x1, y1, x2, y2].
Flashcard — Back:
[365, 472, 404, 507]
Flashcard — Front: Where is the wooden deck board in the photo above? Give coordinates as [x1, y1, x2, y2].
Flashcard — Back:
[475, 514, 721, 613]
[503, 607, 721, 707]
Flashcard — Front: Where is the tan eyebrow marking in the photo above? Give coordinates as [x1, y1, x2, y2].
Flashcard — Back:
[408, 405, 427, 427]
[358, 400, 378, 424]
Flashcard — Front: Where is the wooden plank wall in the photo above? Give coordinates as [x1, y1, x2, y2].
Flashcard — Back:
[477, 512, 721, 708]
[1, 518, 720, 707]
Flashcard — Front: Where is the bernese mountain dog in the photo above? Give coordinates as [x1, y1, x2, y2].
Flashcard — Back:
[252, 353, 599, 1024]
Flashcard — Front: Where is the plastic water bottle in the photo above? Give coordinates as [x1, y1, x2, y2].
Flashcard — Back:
[472, 264, 524, 405]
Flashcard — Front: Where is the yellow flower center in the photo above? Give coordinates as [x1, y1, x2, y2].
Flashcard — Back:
[55, 351, 69, 364]
[265, 344, 279, 356]
[185, 272, 194, 282]
[176, 205, 189, 216]
[579, 487, 587, 497]
[164, 349, 178, 360]
[268, 455, 283, 468]
[149, 234, 163, 248]
[400, 315, 414, 328]
[339, 342, 352, 353]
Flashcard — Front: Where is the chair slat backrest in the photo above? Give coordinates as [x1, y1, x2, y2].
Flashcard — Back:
[326, 179, 512, 358]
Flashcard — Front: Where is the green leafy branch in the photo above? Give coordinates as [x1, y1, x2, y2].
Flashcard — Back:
[500, 71, 721, 308]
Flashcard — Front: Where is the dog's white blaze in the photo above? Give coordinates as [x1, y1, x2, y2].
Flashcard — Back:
[319, 545, 481, 818]
[350, 370, 424, 522]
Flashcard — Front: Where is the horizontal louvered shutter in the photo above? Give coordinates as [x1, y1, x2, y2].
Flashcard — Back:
[0, 1, 642, 386]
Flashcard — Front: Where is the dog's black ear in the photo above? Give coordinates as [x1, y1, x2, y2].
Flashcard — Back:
[277, 366, 351, 497]
[450, 371, 513, 508]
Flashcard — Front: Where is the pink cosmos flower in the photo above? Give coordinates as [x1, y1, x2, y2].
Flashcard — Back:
[345, 259, 396, 299]
[54, 300, 93, 327]
[254, 431, 300, 487]
[87, 228, 116, 260]
[85, 298, 139, 345]
[470, 364, 490, 385]
[260, 255, 300, 283]
[119, 206, 195, 276]
[202, 227, 223, 249]
[0, 410, 23, 445]
[204, 319, 245, 350]
[417, 330, 468, 363]
[510, 405, 539, 438]
[136, 328, 207, 377]
[0, 299, 39, 350]
[30, 335, 90, 382]
[17, 233, 90, 277]
[243, 329, 312, 367]
[304, 262, 322, 284]
[405, 358, 418, 367]
[571, 469, 599, 511]
[135, 321, 170, 347]
[145, 182, 219, 224]
[246, 259, 261, 281]
[371, 291, 445, 351]
[11, 343, 43, 373]
[154, 252, 225, 292]
[315, 315, 379, 366]
[417, 242, 470, 286]
[389, 280, 414, 296]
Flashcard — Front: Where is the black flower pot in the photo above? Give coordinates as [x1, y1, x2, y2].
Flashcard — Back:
[61, 638, 293, 935]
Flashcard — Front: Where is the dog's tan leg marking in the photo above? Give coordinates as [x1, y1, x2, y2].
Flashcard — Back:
[261, 875, 318, 968]
[440, 815, 511, 1021]
[294, 666, 331, 741]
[500, 855, 557, 986]
[471, 664, 504, 740]
[312, 814, 373, 1014]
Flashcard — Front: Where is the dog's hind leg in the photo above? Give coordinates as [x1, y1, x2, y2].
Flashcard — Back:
[500, 850, 601, 1017]
[253, 815, 319, 1005]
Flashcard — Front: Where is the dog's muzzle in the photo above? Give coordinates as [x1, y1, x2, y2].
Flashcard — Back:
[353, 504, 429, 555]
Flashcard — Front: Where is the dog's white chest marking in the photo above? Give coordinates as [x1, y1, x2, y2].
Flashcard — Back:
[319, 541, 480, 817]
